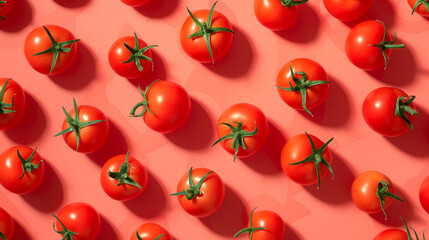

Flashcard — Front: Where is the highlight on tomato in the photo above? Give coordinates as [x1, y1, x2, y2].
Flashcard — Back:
[0, 146, 44, 194]
[276, 58, 330, 116]
[235, 207, 285, 240]
[54, 98, 109, 153]
[408, 0, 429, 16]
[171, 167, 225, 218]
[0, 78, 25, 130]
[0, 207, 14, 240]
[374, 217, 426, 240]
[180, 1, 235, 63]
[420, 176, 429, 214]
[0, 0, 13, 21]
[24, 25, 80, 75]
[345, 20, 404, 71]
[323, 0, 373, 21]
[130, 223, 172, 240]
[130, 80, 191, 133]
[254, 0, 308, 31]
[121, 0, 151, 7]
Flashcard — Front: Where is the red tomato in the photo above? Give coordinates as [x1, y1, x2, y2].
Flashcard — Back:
[0, 146, 44, 194]
[0, 0, 13, 20]
[0, 207, 14, 240]
[0, 78, 25, 130]
[55, 98, 109, 153]
[281, 133, 334, 188]
[100, 152, 148, 201]
[171, 167, 225, 217]
[254, 0, 308, 31]
[130, 223, 172, 240]
[130, 80, 191, 133]
[235, 208, 285, 240]
[345, 20, 404, 71]
[121, 0, 151, 7]
[213, 103, 268, 162]
[374, 229, 408, 240]
[24, 25, 80, 75]
[52, 202, 100, 240]
[108, 33, 157, 79]
[362, 87, 417, 137]
[323, 0, 373, 21]
[408, 0, 429, 16]
[180, 1, 235, 63]
[276, 58, 330, 116]
[419, 176, 429, 214]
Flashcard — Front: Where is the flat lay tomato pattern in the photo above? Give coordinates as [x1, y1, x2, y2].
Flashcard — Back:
[0, 0, 429, 239]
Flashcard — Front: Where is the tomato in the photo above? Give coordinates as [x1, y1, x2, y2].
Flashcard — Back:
[0, 146, 44, 194]
[419, 176, 429, 214]
[171, 167, 225, 217]
[180, 1, 235, 63]
[24, 25, 80, 75]
[121, 0, 150, 7]
[130, 223, 172, 240]
[374, 217, 423, 240]
[281, 133, 334, 188]
[345, 20, 404, 71]
[0, 78, 25, 130]
[52, 202, 100, 240]
[276, 58, 330, 116]
[55, 98, 109, 153]
[254, 0, 308, 31]
[408, 0, 429, 16]
[323, 0, 373, 21]
[0, 0, 13, 21]
[100, 152, 148, 201]
[362, 87, 417, 137]
[0, 207, 14, 240]
[130, 80, 191, 133]
[108, 33, 157, 79]
[235, 208, 285, 240]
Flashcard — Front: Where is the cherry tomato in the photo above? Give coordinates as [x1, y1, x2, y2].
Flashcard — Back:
[276, 58, 330, 116]
[323, 0, 373, 21]
[374, 217, 423, 240]
[130, 223, 172, 240]
[0, 78, 25, 130]
[408, 0, 429, 16]
[362, 87, 417, 137]
[180, 1, 234, 63]
[121, 0, 151, 7]
[254, 0, 308, 31]
[235, 208, 285, 240]
[171, 167, 225, 218]
[419, 176, 429, 214]
[101, 152, 148, 201]
[130, 80, 191, 133]
[0, 0, 14, 21]
[0, 207, 14, 240]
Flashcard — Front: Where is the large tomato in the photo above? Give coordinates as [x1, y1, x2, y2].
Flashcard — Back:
[408, 0, 429, 16]
[24, 25, 80, 75]
[0, 78, 25, 130]
[345, 20, 404, 71]
[281, 133, 334, 188]
[419, 176, 429, 214]
[276, 58, 330, 116]
[171, 167, 225, 217]
[55, 98, 109, 153]
[0, 0, 13, 21]
[130, 80, 191, 133]
[0, 207, 14, 240]
[235, 208, 285, 240]
[130, 223, 172, 240]
[180, 1, 235, 63]
[100, 152, 148, 201]
[254, 0, 308, 31]
[362, 87, 417, 137]
[0, 146, 44, 194]
[121, 0, 151, 7]
[323, 0, 373, 21]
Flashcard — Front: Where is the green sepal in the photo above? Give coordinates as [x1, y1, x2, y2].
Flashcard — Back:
[136, 231, 165, 240]
[376, 180, 405, 220]
[280, 0, 308, 7]
[121, 32, 157, 72]
[108, 151, 142, 189]
[0, 1, 6, 21]
[0, 232, 6, 240]
[170, 167, 213, 200]
[411, 0, 429, 14]
[395, 95, 418, 130]
[401, 216, 426, 240]
[234, 207, 267, 239]
[17, 147, 42, 179]
[129, 80, 159, 117]
[51, 214, 78, 240]
[0, 78, 16, 114]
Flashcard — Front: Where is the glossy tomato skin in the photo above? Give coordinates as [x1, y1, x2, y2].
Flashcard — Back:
[407, 0, 429, 16]
[121, 0, 151, 7]
[100, 154, 148, 201]
[373, 229, 408, 240]
[130, 223, 172, 240]
[0, 146, 44, 194]
[345, 20, 394, 71]
[281, 134, 332, 186]
[0, 78, 25, 130]
[254, 0, 298, 31]
[54, 202, 100, 240]
[323, 0, 373, 21]
[276, 58, 329, 112]
[180, 10, 234, 63]
[0, 207, 14, 240]
[61, 105, 109, 153]
[249, 210, 285, 240]
[24, 25, 78, 75]
[0, 0, 14, 18]
[362, 87, 416, 137]
[419, 176, 429, 214]
[175, 168, 225, 217]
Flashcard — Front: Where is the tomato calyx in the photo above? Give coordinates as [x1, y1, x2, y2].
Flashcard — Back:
[129, 80, 159, 117]
[376, 180, 405, 219]
[122, 32, 158, 72]
[0, 78, 16, 115]
[51, 214, 78, 240]
[212, 121, 258, 162]
[186, 1, 235, 63]
[17, 147, 42, 179]
[0, 1, 7, 21]
[54, 98, 106, 152]
[411, 0, 429, 14]
[171, 167, 213, 200]
[108, 151, 142, 189]
[234, 207, 267, 239]
[32, 26, 80, 75]
[280, 0, 309, 7]
[0, 232, 5, 240]
[395, 95, 418, 130]
[135, 231, 165, 240]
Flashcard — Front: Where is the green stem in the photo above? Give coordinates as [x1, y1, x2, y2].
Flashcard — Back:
[234, 207, 267, 239]
[0, 78, 16, 114]
[411, 0, 429, 14]
[280, 0, 308, 7]
[17, 147, 42, 179]
[376, 180, 405, 220]
[394, 96, 418, 130]
[108, 151, 141, 189]
[129, 80, 159, 117]
[121, 32, 157, 72]
[51, 214, 78, 240]
[170, 167, 213, 200]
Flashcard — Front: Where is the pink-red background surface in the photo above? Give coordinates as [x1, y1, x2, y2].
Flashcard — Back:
[0, 0, 429, 239]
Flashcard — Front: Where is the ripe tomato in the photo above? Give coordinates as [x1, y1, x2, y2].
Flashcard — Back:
[180, 1, 235, 63]
[351, 171, 404, 219]
[52, 202, 100, 240]
[276, 58, 330, 116]
[100, 152, 148, 201]
[121, 0, 151, 7]
[419, 176, 429, 214]
[130, 80, 191, 133]
[345, 20, 404, 71]
[55, 98, 109, 153]
[374, 217, 422, 240]
[0, 0, 13, 21]
[281, 133, 334, 188]
[323, 0, 373, 21]
[212, 103, 268, 162]
[235, 208, 285, 240]
[254, 0, 308, 31]
[130, 223, 172, 240]
[362, 87, 417, 137]
[108, 33, 157, 79]
[24, 25, 80, 75]
[0, 207, 14, 240]
[408, 0, 429, 16]
[0, 146, 44, 194]
[0, 78, 25, 130]
[171, 167, 225, 218]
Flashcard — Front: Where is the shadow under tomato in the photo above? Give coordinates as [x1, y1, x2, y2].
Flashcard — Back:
[343, 0, 395, 28]
[13, 220, 32, 240]
[0, 0, 32, 32]
[54, 0, 90, 8]
[284, 223, 303, 240]
[128, 50, 167, 88]
[97, 215, 119, 240]
[135, 0, 180, 18]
